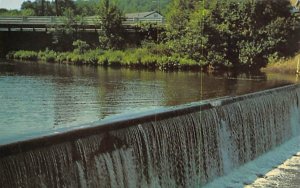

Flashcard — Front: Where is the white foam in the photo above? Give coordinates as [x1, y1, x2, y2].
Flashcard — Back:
[204, 135, 300, 188]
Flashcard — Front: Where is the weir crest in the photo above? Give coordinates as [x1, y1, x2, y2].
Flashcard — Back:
[0, 84, 300, 187]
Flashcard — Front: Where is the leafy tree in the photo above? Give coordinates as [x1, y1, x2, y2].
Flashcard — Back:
[163, 0, 296, 70]
[54, 0, 76, 16]
[21, 0, 54, 16]
[48, 8, 77, 50]
[98, 0, 125, 50]
[75, 0, 98, 16]
[0, 8, 35, 16]
[21, 0, 75, 16]
[165, 0, 200, 39]
[114, 0, 170, 13]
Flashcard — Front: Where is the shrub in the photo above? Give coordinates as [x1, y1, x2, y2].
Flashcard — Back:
[72, 40, 90, 54]
[69, 53, 84, 64]
[38, 49, 56, 62]
[13, 51, 38, 61]
[97, 55, 108, 65]
[140, 54, 158, 67]
[106, 50, 124, 66]
[123, 52, 139, 66]
[56, 52, 70, 63]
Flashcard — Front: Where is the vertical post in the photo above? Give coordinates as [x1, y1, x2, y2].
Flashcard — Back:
[297, 58, 300, 74]
[41, 0, 45, 16]
[55, 0, 59, 16]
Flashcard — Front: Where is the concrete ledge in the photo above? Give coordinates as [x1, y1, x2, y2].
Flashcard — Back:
[0, 84, 298, 158]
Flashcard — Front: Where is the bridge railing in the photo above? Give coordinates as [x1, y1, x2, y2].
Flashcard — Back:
[0, 16, 165, 26]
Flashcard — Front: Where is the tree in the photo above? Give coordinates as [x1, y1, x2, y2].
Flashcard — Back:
[163, 0, 206, 62]
[98, 0, 125, 50]
[165, 0, 200, 40]
[48, 8, 77, 50]
[41, 0, 45, 15]
[55, 0, 58, 15]
[163, 0, 296, 70]
[203, 0, 295, 69]
[75, 0, 98, 16]
[53, 0, 75, 16]
[21, 0, 54, 16]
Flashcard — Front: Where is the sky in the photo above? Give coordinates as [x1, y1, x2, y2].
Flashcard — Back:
[0, 0, 27, 10]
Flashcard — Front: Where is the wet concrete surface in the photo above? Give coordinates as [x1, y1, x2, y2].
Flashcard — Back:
[246, 152, 300, 188]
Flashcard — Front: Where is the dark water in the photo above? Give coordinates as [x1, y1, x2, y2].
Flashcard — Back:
[0, 61, 294, 144]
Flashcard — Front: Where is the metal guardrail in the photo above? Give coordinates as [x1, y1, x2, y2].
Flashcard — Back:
[0, 16, 165, 26]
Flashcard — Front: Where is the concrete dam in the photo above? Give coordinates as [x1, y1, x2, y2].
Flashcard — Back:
[0, 84, 300, 187]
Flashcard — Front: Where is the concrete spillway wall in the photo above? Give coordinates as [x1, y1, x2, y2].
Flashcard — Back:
[1, 84, 300, 187]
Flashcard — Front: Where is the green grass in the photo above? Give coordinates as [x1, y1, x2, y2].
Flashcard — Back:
[11, 51, 38, 61]
[262, 53, 300, 74]
[7, 48, 204, 71]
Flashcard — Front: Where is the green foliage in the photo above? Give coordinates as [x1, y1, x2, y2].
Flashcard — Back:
[164, 0, 296, 70]
[0, 8, 35, 16]
[38, 49, 56, 62]
[12, 51, 38, 61]
[47, 8, 77, 51]
[98, 0, 125, 50]
[6, 0, 298, 71]
[18, 0, 171, 16]
[72, 40, 90, 54]
[114, 0, 170, 13]
[77, 0, 171, 14]
[21, 0, 75, 16]
[8, 45, 201, 70]
[75, 0, 98, 16]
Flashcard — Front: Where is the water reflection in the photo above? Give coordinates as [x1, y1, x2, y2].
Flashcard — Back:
[0, 61, 295, 144]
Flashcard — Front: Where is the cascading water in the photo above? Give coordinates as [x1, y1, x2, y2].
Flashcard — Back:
[0, 84, 300, 187]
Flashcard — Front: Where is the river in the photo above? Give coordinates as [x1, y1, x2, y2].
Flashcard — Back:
[0, 60, 295, 145]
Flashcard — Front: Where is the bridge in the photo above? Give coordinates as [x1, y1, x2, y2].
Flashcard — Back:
[0, 16, 165, 32]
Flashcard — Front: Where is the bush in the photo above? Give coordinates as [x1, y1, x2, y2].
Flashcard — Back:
[38, 49, 57, 62]
[13, 51, 38, 61]
[79, 49, 103, 64]
[7, 47, 206, 71]
[72, 40, 90, 54]
[97, 54, 108, 65]
[56, 52, 70, 63]
[140, 54, 158, 67]
[123, 51, 140, 66]
[106, 50, 125, 66]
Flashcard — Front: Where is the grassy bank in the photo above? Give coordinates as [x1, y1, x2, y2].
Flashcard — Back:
[261, 53, 300, 74]
[6, 48, 206, 71]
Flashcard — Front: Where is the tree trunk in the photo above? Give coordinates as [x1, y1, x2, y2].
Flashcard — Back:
[55, 0, 59, 16]
[41, 0, 45, 16]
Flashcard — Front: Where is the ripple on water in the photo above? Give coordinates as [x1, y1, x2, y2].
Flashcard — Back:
[0, 61, 295, 144]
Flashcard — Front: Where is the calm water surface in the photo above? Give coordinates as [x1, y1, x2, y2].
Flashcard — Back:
[0, 61, 295, 144]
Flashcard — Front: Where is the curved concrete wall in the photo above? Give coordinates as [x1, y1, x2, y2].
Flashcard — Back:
[0, 84, 299, 187]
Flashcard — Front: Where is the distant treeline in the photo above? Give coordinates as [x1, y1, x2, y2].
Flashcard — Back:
[0, 0, 171, 16]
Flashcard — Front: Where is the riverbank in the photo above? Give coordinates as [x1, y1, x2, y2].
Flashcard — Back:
[6, 48, 205, 71]
[261, 53, 300, 74]
[8, 49, 300, 73]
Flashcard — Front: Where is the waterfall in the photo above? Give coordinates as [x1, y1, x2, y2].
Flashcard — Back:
[1, 84, 300, 187]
